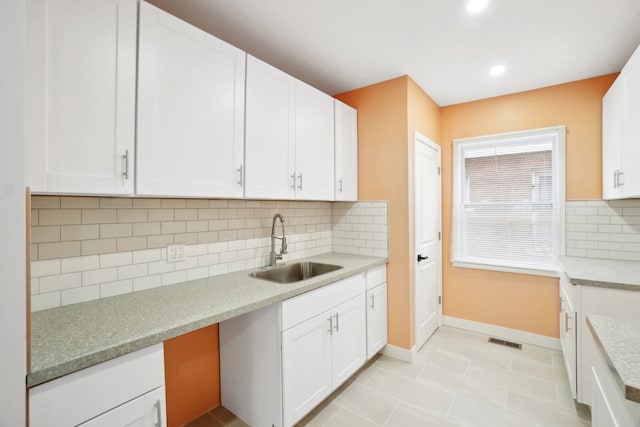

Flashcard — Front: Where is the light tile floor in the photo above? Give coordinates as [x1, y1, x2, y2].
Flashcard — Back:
[188, 326, 591, 426]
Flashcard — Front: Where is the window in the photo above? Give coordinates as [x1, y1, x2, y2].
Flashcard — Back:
[451, 126, 565, 275]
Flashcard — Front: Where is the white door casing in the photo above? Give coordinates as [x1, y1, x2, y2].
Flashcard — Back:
[414, 131, 442, 350]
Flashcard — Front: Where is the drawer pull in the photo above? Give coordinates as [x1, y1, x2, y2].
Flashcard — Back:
[154, 399, 162, 427]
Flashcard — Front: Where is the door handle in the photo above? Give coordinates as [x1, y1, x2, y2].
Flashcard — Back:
[417, 254, 428, 262]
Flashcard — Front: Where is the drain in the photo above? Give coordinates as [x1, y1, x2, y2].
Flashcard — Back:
[488, 337, 522, 350]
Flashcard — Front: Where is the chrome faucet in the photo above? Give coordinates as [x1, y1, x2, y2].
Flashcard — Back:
[269, 213, 287, 266]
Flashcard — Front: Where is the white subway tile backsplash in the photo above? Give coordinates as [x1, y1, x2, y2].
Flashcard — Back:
[61, 286, 100, 305]
[566, 200, 640, 261]
[82, 268, 118, 286]
[100, 251, 133, 268]
[162, 270, 187, 286]
[100, 280, 133, 298]
[30, 198, 388, 311]
[117, 263, 148, 280]
[32, 292, 61, 311]
[133, 275, 162, 292]
[40, 273, 81, 293]
[61, 255, 100, 273]
[31, 259, 61, 278]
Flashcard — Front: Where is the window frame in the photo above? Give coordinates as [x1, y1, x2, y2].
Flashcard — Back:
[451, 126, 566, 277]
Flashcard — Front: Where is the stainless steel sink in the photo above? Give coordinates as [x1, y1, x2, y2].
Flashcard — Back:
[250, 261, 342, 284]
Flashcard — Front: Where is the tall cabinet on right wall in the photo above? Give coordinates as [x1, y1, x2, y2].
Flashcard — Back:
[602, 43, 640, 199]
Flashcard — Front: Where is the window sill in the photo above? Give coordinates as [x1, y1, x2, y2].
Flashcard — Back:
[451, 260, 559, 278]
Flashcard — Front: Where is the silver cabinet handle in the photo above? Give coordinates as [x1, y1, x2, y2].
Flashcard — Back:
[370, 294, 375, 310]
[237, 165, 243, 187]
[334, 312, 339, 332]
[291, 173, 296, 190]
[327, 316, 333, 335]
[122, 149, 129, 180]
[614, 170, 618, 189]
[338, 178, 343, 193]
[154, 399, 162, 427]
[297, 173, 303, 190]
[565, 312, 573, 332]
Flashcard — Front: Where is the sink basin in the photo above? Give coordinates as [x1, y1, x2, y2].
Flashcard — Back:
[250, 261, 343, 284]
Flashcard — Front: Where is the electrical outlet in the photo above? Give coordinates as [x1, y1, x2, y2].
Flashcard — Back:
[167, 244, 186, 263]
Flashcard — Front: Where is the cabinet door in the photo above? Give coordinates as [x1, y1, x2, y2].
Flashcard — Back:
[366, 283, 388, 359]
[80, 386, 166, 427]
[295, 80, 335, 200]
[137, 2, 246, 198]
[245, 55, 296, 200]
[602, 75, 625, 200]
[559, 279, 577, 399]
[331, 295, 366, 388]
[25, 0, 136, 194]
[282, 311, 332, 427]
[334, 100, 358, 201]
[621, 44, 640, 198]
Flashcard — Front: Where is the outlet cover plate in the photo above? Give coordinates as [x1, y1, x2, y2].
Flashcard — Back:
[167, 244, 185, 263]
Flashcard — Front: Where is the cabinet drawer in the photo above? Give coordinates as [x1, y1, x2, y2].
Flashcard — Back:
[30, 344, 164, 427]
[365, 265, 386, 290]
[282, 273, 364, 331]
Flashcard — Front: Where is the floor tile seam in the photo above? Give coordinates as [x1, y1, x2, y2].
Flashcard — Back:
[502, 404, 579, 427]
[508, 364, 569, 388]
[372, 363, 422, 382]
[331, 386, 402, 425]
[505, 388, 590, 420]
[378, 401, 401, 426]
[332, 402, 384, 426]
[398, 400, 455, 424]
[346, 377, 407, 408]
[462, 370, 560, 406]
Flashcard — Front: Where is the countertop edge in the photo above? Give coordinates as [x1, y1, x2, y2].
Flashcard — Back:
[586, 315, 640, 404]
[27, 254, 387, 387]
[569, 278, 640, 291]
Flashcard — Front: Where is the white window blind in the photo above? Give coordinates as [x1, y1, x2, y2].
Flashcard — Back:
[451, 126, 565, 275]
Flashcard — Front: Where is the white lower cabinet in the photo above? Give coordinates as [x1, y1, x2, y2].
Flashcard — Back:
[29, 344, 166, 427]
[365, 265, 388, 359]
[79, 386, 165, 427]
[220, 268, 385, 427]
[559, 274, 577, 399]
[282, 310, 334, 425]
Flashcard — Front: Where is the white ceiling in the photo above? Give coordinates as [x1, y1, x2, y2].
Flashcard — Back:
[147, 0, 640, 106]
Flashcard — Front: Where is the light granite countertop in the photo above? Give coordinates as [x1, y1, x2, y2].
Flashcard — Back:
[586, 315, 640, 403]
[28, 252, 386, 388]
[560, 257, 640, 291]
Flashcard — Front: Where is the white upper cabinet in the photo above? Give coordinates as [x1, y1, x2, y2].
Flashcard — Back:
[602, 76, 625, 200]
[602, 43, 640, 199]
[136, 2, 246, 198]
[294, 80, 335, 200]
[245, 55, 335, 200]
[244, 55, 296, 200]
[334, 100, 358, 201]
[25, 0, 137, 195]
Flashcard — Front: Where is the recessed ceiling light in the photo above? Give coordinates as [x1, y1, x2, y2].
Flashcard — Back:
[489, 64, 505, 77]
[466, 0, 488, 13]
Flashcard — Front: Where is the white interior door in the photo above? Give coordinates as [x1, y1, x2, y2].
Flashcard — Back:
[414, 132, 442, 350]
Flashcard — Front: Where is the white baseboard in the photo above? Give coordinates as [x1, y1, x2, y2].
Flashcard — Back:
[442, 316, 561, 351]
[381, 343, 417, 363]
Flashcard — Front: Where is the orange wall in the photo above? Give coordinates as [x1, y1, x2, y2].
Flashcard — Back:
[440, 74, 617, 337]
[164, 324, 220, 427]
[336, 76, 440, 349]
